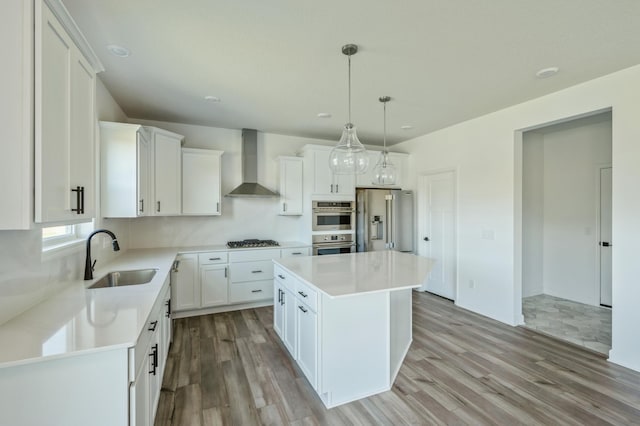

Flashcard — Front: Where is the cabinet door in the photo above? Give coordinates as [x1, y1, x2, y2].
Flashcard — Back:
[334, 173, 355, 196]
[182, 149, 223, 215]
[312, 149, 333, 195]
[279, 157, 303, 215]
[35, 1, 95, 223]
[130, 351, 150, 426]
[137, 130, 151, 216]
[273, 282, 284, 338]
[153, 132, 182, 215]
[172, 254, 199, 311]
[149, 328, 161, 419]
[201, 264, 228, 307]
[35, 2, 72, 223]
[296, 302, 317, 388]
[284, 289, 297, 357]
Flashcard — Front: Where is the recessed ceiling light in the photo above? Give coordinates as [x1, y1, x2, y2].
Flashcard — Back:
[317, 113, 332, 118]
[204, 95, 221, 102]
[536, 67, 559, 79]
[400, 125, 413, 130]
[106, 44, 130, 58]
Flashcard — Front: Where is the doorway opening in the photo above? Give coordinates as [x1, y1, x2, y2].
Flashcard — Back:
[520, 111, 612, 355]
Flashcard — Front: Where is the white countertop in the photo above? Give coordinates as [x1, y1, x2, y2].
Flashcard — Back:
[274, 251, 434, 298]
[0, 241, 309, 369]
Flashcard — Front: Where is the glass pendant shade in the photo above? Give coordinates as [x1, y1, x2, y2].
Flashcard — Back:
[372, 150, 397, 185]
[329, 123, 369, 175]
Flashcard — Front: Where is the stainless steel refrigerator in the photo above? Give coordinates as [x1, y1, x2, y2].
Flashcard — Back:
[355, 188, 414, 253]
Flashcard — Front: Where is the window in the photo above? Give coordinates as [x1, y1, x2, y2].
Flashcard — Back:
[42, 221, 94, 254]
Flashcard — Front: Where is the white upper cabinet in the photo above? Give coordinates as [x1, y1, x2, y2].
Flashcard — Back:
[100, 122, 151, 217]
[356, 151, 409, 189]
[0, 0, 33, 229]
[101, 123, 183, 218]
[35, 0, 96, 223]
[182, 148, 224, 216]
[278, 156, 303, 215]
[152, 129, 183, 216]
[302, 145, 355, 199]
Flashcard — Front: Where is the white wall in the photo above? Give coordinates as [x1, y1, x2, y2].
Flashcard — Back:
[0, 78, 129, 326]
[125, 119, 337, 248]
[522, 133, 544, 297]
[397, 64, 640, 371]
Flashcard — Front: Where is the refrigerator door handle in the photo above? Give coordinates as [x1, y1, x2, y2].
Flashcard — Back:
[385, 195, 393, 249]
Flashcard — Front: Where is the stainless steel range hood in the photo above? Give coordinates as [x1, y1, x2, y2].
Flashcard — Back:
[225, 129, 279, 198]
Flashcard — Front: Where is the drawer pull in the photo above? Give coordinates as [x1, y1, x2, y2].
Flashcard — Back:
[292, 252, 302, 255]
[252, 270, 263, 274]
[251, 289, 263, 293]
[148, 320, 158, 331]
[278, 274, 285, 279]
[209, 257, 221, 261]
[298, 305, 308, 313]
[298, 291, 308, 298]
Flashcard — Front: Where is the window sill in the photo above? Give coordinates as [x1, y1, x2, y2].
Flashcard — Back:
[41, 238, 85, 262]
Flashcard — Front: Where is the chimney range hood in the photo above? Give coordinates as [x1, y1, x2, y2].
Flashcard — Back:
[225, 129, 279, 198]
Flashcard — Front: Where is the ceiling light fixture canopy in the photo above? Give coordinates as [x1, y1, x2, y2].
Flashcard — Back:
[372, 96, 397, 186]
[329, 44, 369, 175]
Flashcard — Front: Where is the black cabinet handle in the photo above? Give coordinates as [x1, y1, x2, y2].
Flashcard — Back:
[157, 201, 161, 212]
[298, 305, 308, 313]
[600, 241, 611, 247]
[71, 186, 84, 214]
[165, 300, 171, 318]
[298, 291, 308, 298]
[149, 344, 158, 375]
[209, 257, 221, 261]
[252, 270, 263, 274]
[423, 237, 430, 241]
[139, 199, 144, 213]
[148, 320, 158, 331]
[292, 252, 302, 255]
[277, 289, 282, 304]
[251, 289, 263, 293]
[278, 274, 285, 279]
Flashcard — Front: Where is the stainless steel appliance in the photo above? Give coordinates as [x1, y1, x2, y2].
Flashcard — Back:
[312, 234, 356, 255]
[356, 189, 414, 253]
[312, 200, 355, 231]
[227, 239, 279, 249]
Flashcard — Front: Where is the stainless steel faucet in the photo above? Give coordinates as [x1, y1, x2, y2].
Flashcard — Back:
[84, 229, 120, 280]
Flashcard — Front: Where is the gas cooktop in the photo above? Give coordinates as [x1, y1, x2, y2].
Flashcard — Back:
[226, 239, 280, 249]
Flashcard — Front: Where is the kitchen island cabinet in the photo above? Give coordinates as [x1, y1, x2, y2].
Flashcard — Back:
[273, 251, 433, 408]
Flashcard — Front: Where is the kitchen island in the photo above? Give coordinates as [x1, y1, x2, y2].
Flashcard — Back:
[273, 250, 433, 408]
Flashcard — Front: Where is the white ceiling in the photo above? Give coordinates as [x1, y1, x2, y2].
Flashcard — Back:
[63, 0, 640, 146]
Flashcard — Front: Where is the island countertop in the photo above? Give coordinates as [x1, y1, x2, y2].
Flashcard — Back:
[274, 251, 434, 298]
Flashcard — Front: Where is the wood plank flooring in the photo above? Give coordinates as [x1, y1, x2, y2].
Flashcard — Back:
[155, 292, 640, 425]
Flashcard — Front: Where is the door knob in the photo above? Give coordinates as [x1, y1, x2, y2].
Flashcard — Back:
[423, 237, 430, 241]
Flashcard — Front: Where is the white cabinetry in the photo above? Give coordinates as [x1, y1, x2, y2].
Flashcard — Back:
[172, 253, 199, 311]
[302, 145, 355, 199]
[278, 156, 303, 215]
[0, 0, 33, 229]
[100, 122, 151, 217]
[101, 123, 183, 217]
[182, 148, 223, 215]
[201, 264, 228, 307]
[152, 129, 183, 215]
[296, 294, 318, 388]
[35, 0, 96, 223]
[228, 249, 279, 303]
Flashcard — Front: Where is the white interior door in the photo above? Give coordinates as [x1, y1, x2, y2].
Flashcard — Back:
[599, 167, 612, 307]
[418, 171, 456, 299]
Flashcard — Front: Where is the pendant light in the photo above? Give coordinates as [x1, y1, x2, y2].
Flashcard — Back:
[329, 44, 369, 175]
[372, 96, 397, 185]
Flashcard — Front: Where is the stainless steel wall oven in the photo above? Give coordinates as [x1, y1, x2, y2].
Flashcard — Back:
[312, 234, 356, 255]
[312, 200, 355, 232]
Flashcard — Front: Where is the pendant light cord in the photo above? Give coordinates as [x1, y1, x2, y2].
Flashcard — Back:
[383, 101, 387, 151]
[348, 54, 352, 124]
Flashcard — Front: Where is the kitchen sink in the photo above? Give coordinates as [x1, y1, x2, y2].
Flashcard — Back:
[88, 269, 157, 289]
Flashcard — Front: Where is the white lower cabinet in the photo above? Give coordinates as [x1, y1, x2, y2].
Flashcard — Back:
[172, 253, 199, 311]
[296, 299, 318, 388]
[201, 264, 228, 307]
[274, 272, 298, 357]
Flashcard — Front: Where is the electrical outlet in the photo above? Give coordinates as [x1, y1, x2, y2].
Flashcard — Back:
[469, 279, 476, 289]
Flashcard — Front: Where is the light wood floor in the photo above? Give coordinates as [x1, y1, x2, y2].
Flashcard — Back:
[155, 292, 640, 425]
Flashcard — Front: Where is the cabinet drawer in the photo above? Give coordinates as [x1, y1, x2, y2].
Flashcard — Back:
[295, 280, 318, 312]
[274, 265, 298, 293]
[229, 248, 280, 262]
[229, 280, 273, 303]
[230, 260, 273, 283]
[281, 247, 310, 258]
[128, 302, 162, 382]
[198, 252, 228, 265]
